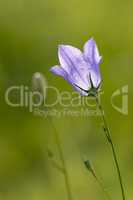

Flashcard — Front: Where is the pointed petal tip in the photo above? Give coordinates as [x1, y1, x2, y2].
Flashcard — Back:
[49, 67, 54, 73]
[58, 44, 69, 56]
[86, 37, 96, 45]
[49, 67, 56, 75]
[58, 44, 76, 50]
[49, 65, 59, 73]
[89, 37, 94, 41]
[99, 55, 102, 63]
[84, 37, 102, 65]
[50, 65, 68, 79]
[58, 44, 67, 50]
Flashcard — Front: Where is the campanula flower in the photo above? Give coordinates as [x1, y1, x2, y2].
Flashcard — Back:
[50, 38, 102, 96]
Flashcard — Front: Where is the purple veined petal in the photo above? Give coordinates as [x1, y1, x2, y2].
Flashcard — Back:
[50, 66, 89, 96]
[83, 38, 102, 65]
[89, 70, 101, 89]
[50, 65, 68, 78]
[50, 65, 76, 86]
[70, 69, 90, 91]
[58, 44, 83, 73]
[50, 65, 75, 87]
[58, 45, 91, 89]
[83, 38, 102, 88]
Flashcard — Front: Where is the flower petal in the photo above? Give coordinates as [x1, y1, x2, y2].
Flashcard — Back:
[83, 38, 102, 65]
[50, 39, 102, 96]
[89, 70, 101, 88]
[58, 45, 83, 72]
[83, 38, 102, 88]
[58, 45, 90, 89]
[50, 65, 67, 78]
[50, 65, 88, 96]
[50, 65, 74, 85]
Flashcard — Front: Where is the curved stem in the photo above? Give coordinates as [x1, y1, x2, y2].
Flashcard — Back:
[50, 119, 73, 200]
[95, 95, 126, 200]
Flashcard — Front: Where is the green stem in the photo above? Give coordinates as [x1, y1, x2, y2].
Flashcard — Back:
[33, 73, 73, 200]
[95, 95, 126, 200]
[95, 176, 112, 200]
[84, 159, 111, 200]
[50, 119, 73, 200]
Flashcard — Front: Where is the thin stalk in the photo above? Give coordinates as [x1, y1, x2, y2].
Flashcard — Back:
[84, 159, 111, 200]
[95, 95, 126, 200]
[33, 73, 73, 200]
[50, 118, 73, 200]
[96, 177, 111, 200]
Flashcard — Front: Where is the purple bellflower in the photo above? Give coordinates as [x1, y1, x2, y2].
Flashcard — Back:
[50, 38, 102, 96]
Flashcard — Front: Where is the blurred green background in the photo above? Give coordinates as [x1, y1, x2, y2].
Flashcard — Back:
[0, 0, 132, 199]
